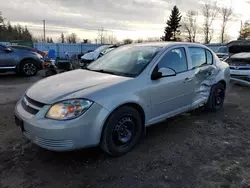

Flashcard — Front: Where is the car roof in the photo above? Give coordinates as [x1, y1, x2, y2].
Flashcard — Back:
[9, 45, 34, 49]
[126, 42, 209, 49]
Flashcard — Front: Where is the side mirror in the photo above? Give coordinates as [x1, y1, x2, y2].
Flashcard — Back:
[151, 67, 176, 80]
[4, 47, 13, 53]
[159, 67, 176, 77]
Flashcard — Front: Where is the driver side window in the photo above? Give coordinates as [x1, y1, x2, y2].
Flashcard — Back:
[157, 47, 188, 73]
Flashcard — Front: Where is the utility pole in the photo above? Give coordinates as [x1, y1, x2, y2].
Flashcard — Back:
[43, 20, 46, 42]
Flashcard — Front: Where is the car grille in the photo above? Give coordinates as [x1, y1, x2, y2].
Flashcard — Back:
[231, 75, 250, 82]
[21, 95, 45, 115]
[24, 131, 74, 149]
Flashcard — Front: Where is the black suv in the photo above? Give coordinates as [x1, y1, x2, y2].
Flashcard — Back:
[0, 43, 44, 76]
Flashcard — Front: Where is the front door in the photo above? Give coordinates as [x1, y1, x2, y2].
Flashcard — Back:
[148, 47, 194, 123]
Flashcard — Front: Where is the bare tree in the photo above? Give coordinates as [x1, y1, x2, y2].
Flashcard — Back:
[107, 33, 117, 44]
[97, 27, 106, 44]
[219, 7, 233, 43]
[201, 2, 219, 44]
[66, 33, 77, 43]
[181, 10, 198, 42]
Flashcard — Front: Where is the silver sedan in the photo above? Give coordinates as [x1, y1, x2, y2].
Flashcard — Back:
[15, 42, 230, 156]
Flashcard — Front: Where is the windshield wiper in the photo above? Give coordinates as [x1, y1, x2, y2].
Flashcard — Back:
[91, 69, 119, 75]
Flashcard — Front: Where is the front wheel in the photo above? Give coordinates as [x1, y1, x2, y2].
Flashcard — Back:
[205, 83, 225, 112]
[20, 61, 38, 76]
[101, 106, 142, 157]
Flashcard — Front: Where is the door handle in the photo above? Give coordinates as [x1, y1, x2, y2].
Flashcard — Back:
[184, 77, 192, 83]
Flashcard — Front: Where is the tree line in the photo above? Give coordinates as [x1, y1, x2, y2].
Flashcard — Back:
[162, 2, 234, 43]
[0, 12, 33, 42]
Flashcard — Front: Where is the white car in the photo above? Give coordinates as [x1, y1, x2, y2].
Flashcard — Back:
[225, 52, 250, 86]
[80, 45, 118, 68]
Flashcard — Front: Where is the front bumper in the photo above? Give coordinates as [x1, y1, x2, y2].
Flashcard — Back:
[15, 100, 110, 151]
[230, 69, 250, 86]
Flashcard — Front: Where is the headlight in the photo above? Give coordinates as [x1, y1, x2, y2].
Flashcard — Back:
[46, 99, 93, 120]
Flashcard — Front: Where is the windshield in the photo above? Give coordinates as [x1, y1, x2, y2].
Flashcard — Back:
[87, 45, 161, 77]
[94, 45, 113, 53]
[216, 46, 228, 54]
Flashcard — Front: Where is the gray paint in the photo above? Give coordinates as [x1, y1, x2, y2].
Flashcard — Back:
[15, 42, 230, 151]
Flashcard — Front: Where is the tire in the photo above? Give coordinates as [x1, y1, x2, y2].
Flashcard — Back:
[101, 106, 143, 157]
[20, 60, 38, 76]
[45, 69, 56, 77]
[205, 82, 225, 112]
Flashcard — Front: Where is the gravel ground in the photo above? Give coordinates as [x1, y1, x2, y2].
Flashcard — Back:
[1, 72, 250, 188]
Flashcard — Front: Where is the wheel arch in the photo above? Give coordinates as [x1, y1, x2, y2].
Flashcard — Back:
[19, 58, 42, 69]
[99, 102, 146, 143]
[218, 79, 226, 89]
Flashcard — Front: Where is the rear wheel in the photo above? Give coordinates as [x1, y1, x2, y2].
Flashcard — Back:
[20, 61, 38, 76]
[205, 83, 225, 112]
[101, 106, 142, 157]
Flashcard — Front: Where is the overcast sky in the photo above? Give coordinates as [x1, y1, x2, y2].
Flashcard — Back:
[1, 0, 250, 42]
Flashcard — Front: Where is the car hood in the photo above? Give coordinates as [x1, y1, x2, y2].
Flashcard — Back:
[216, 53, 228, 56]
[26, 69, 130, 104]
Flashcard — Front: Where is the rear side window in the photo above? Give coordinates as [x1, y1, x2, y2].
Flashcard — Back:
[206, 50, 213, 65]
[189, 47, 213, 69]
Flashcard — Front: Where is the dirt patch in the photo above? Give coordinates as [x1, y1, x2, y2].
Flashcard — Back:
[0, 74, 250, 188]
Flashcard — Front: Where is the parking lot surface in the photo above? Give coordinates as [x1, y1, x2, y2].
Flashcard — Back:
[1, 73, 250, 188]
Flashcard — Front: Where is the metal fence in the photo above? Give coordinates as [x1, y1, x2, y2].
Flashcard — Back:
[34, 43, 102, 58]
[1, 41, 227, 58]
[0, 42, 102, 58]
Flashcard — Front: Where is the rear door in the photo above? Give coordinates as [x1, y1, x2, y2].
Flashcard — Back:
[187, 47, 217, 107]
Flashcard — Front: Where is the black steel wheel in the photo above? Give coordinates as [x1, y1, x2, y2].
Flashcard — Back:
[213, 88, 225, 110]
[101, 106, 142, 156]
[205, 82, 225, 112]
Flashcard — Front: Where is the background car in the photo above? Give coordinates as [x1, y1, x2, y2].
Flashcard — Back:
[8, 45, 47, 57]
[80, 44, 120, 68]
[215, 46, 229, 61]
[0, 43, 44, 76]
[225, 52, 250, 85]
